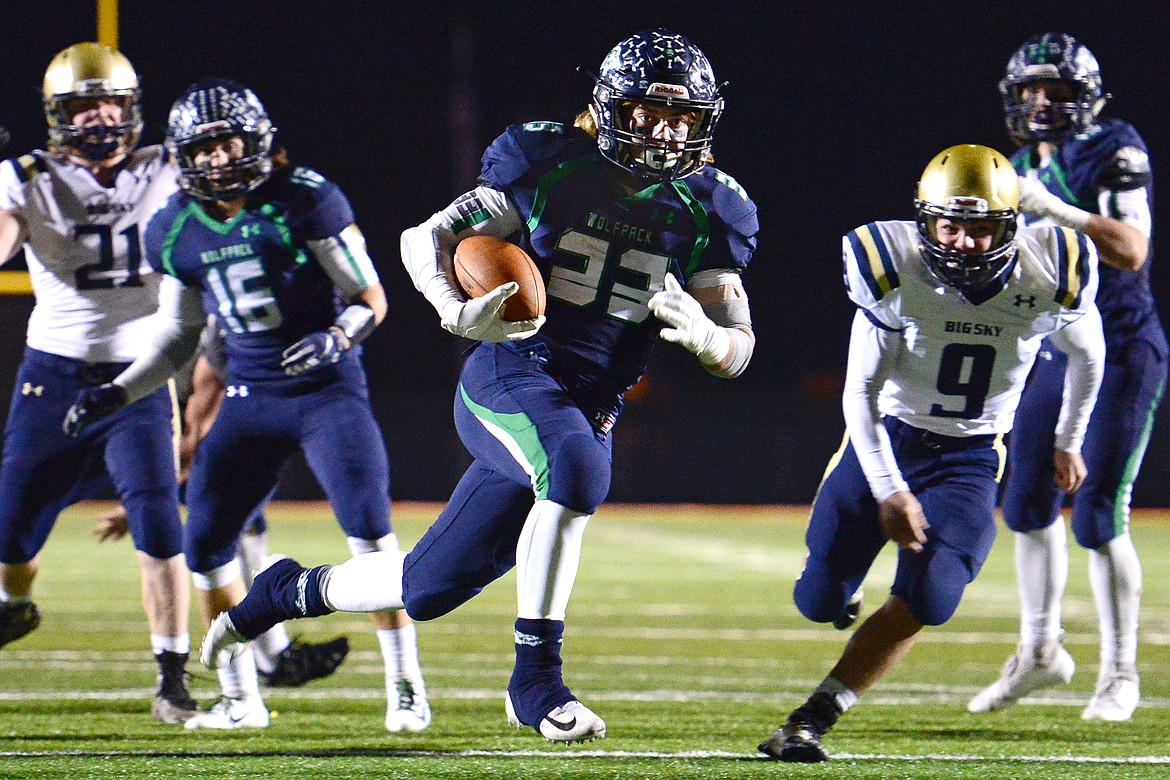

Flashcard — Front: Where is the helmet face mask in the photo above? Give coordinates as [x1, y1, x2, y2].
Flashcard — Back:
[166, 79, 275, 201]
[43, 42, 142, 162]
[915, 145, 1020, 293]
[591, 29, 723, 182]
[1000, 32, 1106, 144]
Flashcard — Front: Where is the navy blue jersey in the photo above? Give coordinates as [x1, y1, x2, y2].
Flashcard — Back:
[1012, 119, 1164, 352]
[479, 122, 758, 401]
[144, 166, 363, 391]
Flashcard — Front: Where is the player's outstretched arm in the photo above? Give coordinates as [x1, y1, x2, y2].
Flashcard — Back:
[400, 186, 542, 342]
[648, 272, 754, 378]
[63, 276, 204, 437]
[1018, 174, 1148, 271]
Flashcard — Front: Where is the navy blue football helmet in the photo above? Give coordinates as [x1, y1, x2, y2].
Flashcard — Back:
[590, 29, 723, 181]
[166, 79, 275, 200]
[1000, 33, 1107, 144]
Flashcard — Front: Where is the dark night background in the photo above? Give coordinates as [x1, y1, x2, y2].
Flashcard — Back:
[2, 1, 1168, 505]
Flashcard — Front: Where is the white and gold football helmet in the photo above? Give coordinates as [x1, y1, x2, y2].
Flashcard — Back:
[915, 144, 1020, 292]
[43, 42, 142, 161]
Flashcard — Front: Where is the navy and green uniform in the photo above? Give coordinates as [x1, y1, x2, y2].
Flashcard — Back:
[402, 122, 758, 620]
[1004, 119, 1167, 547]
[145, 166, 391, 574]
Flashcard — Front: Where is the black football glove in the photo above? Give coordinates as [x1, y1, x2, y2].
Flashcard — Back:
[63, 383, 128, 437]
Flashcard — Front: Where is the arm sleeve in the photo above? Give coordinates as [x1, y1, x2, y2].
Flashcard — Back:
[113, 275, 207, 403]
[1047, 304, 1106, 453]
[689, 268, 754, 378]
[841, 309, 909, 501]
[305, 224, 380, 298]
[400, 185, 524, 325]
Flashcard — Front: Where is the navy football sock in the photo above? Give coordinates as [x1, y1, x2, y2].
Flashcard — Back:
[507, 618, 575, 728]
[228, 558, 334, 639]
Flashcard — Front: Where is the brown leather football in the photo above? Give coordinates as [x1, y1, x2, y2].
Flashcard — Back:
[453, 235, 546, 321]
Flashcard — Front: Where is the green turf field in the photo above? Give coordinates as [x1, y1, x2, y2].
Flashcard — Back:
[1, 501, 1167, 779]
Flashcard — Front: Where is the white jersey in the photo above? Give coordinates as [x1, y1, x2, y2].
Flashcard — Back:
[0, 146, 178, 362]
[842, 220, 1098, 437]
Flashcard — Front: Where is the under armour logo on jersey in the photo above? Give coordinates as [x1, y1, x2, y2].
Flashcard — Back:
[1014, 294, 1037, 308]
[225, 384, 249, 397]
[241, 224, 261, 238]
[21, 383, 43, 397]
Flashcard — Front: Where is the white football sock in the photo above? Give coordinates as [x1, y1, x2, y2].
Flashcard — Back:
[816, 676, 858, 712]
[378, 623, 424, 689]
[1088, 534, 1142, 670]
[217, 644, 262, 700]
[515, 499, 590, 620]
[150, 634, 190, 655]
[320, 550, 407, 612]
[1016, 520, 1068, 647]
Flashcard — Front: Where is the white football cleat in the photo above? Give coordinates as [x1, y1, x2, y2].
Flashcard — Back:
[200, 612, 248, 670]
[1082, 666, 1139, 721]
[968, 641, 1076, 713]
[385, 677, 432, 733]
[505, 691, 606, 743]
[183, 696, 269, 730]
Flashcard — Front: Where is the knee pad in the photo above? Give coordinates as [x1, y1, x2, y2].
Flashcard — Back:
[124, 488, 184, 559]
[893, 548, 971, 626]
[347, 533, 399, 556]
[544, 432, 610, 513]
[792, 564, 852, 624]
[190, 558, 242, 590]
[1071, 501, 1118, 550]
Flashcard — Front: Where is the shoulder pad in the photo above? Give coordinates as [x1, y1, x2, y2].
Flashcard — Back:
[12, 152, 46, 183]
[711, 168, 749, 202]
[520, 121, 565, 135]
[1098, 145, 1151, 191]
[844, 222, 902, 305]
[287, 166, 329, 191]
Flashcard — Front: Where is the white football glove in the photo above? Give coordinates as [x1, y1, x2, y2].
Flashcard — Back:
[1017, 172, 1091, 231]
[440, 282, 545, 342]
[647, 274, 730, 364]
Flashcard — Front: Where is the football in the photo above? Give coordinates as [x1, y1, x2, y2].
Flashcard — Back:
[453, 235, 546, 321]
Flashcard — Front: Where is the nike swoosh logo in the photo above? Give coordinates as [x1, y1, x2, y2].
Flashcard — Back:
[544, 714, 577, 732]
[229, 712, 247, 725]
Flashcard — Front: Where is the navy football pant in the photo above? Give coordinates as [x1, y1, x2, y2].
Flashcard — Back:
[0, 348, 182, 562]
[403, 342, 612, 621]
[796, 418, 1002, 627]
[184, 379, 392, 573]
[1002, 339, 1166, 548]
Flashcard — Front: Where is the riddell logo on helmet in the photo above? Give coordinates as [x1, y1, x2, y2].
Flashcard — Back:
[647, 83, 689, 100]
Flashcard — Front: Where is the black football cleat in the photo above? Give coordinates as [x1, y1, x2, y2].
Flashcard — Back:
[758, 722, 830, 762]
[261, 636, 350, 687]
[0, 601, 41, 649]
[759, 691, 842, 762]
[151, 650, 199, 723]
